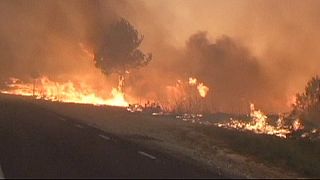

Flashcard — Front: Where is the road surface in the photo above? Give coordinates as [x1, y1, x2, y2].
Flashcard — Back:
[0, 95, 223, 178]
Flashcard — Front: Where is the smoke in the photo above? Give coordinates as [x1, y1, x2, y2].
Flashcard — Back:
[0, 0, 124, 94]
[2, 0, 320, 113]
[184, 32, 268, 112]
[122, 0, 320, 113]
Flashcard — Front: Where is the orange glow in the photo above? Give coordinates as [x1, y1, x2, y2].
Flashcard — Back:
[79, 42, 95, 61]
[215, 103, 302, 138]
[188, 77, 197, 86]
[0, 76, 129, 107]
[188, 77, 209, 98]
[286, 95, 297, 107]
[105, 88, 129, 107]
[293, 119, 304, 131]
[197, 83, 209, 98]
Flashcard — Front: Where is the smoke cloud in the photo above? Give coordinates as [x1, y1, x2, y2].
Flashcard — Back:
[1, 0, 320, 113]
[0, 0, 123, 96]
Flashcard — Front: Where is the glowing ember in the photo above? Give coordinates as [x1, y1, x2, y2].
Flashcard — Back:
[0, 76, 129, 107]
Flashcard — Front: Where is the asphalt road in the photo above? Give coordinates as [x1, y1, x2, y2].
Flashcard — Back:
[0, 95, 223, 178]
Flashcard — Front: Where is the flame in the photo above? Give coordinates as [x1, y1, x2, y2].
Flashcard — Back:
[214, 103, 300, 138]
[0, 76, 129, 107]
[197, 83, 209, 97]
[188, 77, 197, 86]
[105, 88, 129, 107]
[165, 76, 210, 111]
[167, 76, 210, 100]
[188, 77, 209, 97]
[293, 118, 304, 131]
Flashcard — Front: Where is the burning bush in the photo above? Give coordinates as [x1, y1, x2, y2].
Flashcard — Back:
[166, 77, 210, 113]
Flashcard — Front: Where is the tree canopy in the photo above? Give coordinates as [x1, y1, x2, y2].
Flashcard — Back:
[94, 18, 152, 76]
[292, 75, 320, 127]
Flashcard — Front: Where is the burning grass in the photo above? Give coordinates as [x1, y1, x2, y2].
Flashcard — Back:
[1, 73, 320, 178]
[173, 103, 309, 139]
[0, 76, 129, 107]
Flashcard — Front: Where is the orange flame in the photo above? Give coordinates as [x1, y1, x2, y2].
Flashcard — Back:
[188, 77, 197, 86]
[105, 88, 129, 107]
[0, 76, 129, 107]
[215, 103, 302, 138]
[293, 118, 304, 131]
[197, 83, 209, 97]
[188, 77, 209, 97]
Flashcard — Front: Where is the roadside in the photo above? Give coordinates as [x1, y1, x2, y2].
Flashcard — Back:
[34, 99, 301, 178]
[0, 94, 218, 178]
[0, 94, 303, 178]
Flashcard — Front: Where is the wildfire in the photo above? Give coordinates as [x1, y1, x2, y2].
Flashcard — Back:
[188, 77, 197, 86]
[0, 76, 129, 107]
[105, 76, 129, 107]
[197, 83, 209, 97]
[215, 103, 303, 138]
[293, 118, 304, 131]
[188, 77, 209, 98]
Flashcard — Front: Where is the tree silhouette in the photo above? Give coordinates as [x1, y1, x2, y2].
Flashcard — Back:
[291, 75, 320, 128]
[94, 18, 152, 76]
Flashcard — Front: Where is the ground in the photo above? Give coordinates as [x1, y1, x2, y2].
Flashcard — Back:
[0, 94, 309, 178]
[35, 98, 302, 178]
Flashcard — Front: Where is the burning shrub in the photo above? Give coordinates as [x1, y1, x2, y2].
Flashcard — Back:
[166, 77, 210, 113]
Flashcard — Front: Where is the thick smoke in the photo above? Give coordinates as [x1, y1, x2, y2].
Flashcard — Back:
[126, 32, 273, 113]
[122, 0, 320, 113]
[0, 0, 124, 95]
[183, 32, 268, 112]
[2, 0, 320, 113]
[0, 0, 124, 77]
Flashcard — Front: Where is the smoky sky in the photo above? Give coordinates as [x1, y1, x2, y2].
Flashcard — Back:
[184, 32, 268, 112]
[1, 0, 320, 113]
[0, 0, 119, 79]
[123, 0, 320, 113]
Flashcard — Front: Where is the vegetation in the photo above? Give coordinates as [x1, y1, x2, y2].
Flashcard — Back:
[196, 125, 320, 177]
[94, 18, 152, 76]
[201, 76, 320, 177]
[291, 75, 320, 128]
